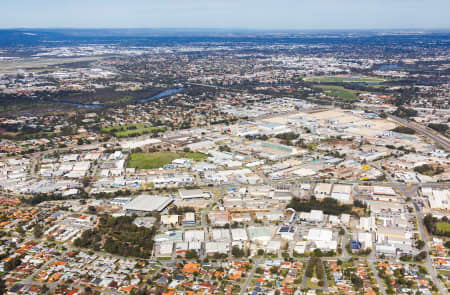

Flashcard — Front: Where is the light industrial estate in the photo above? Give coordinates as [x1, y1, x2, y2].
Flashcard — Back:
[0, 29, 448, 295]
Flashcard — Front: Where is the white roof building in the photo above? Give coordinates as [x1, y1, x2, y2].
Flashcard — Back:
[376, 244, 396, 256]
[205, 242, 229, 254]
[124, 195, 173, 212]
[314, 183, 332, 198]
[231, 228, 248, 241]
[178, 189, 210, 199]
[255, 210, 284, 221]
[184, 230, 205, 242]
[340, 214, 351, 225]
[155, 231, 183, 242]
[328, 215, 340, 225]
[429, 190, 450, 210]
[309, 210, 324, 223]
[175, 242, 188, 254]
[161, 215, 179, 225]
[373, 186, 396, 196]
[359, 217, 376, 231]
[331, 184, 353, 204]
[120, 138, 161, 149]
[211, 229, 231, 242]
[188, 241, 202, 251]
[357, 232, 373, 249]
[307, 228, 333, 242]
[314, 240, 338, 251]
[266, 240, 281, 253]
[158, 241, 173, 256]
[294, 241, 308, 254]
[248, 227, 272, 245]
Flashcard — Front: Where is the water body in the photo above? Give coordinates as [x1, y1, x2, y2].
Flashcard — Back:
[351, 82, 381, 86]
[42, 87, 184, 108]
[138, 87, 184, 103]
[58, 101, 103, 108]
[343, 77, 381, 86]
[379, 64, 400, 71]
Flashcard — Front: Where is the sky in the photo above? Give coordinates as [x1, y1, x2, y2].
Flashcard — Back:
[1, 0, 450, 30]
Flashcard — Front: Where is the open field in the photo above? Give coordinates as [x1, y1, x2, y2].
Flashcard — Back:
[313, 85, 360, 101]
[101, 124, 166, 138]
[304, 75, 388, 83]
[0, 56, 101, 74]
[436, 222, 450, 233]
[127, 152, 208, 169]
[305, 277, 320, 289]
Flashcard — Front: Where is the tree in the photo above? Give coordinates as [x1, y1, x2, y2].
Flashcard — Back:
[351, 274, 364, 290]
[0, 276, 6, 295]
[414, 251, 427, 262]
[82, 177, 90, 187]
[282, 251, 290, 259]
[391, 126, 415, 134]
[415, 240, 425, 250]
[428, 123, 448, 134]
[288, 197, 352, 216]
[185, 250, 198, 260]
[40, 284, 49, 294]
[231, 246, 244, 258]
[87, 206, 97, 214]
[392, 107, 418, 118]
[219, 145, 231, 152]
[33, 223, 43, 239]
[16, 226, 25, 235]
[4, 256, 22, 271]
[444, 241, 450, 249]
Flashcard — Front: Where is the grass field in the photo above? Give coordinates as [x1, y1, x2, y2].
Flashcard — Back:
[306, 277, 320, 289]
[314, 85, 359, 101]
[101, 123, 165, 138]
[304, 75, 387, 83]
[436, 222, 450, 233]
[127, 152, 208, 169]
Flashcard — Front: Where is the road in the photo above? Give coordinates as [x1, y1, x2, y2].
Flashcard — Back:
[239, 257, 262, 295]
[389, 115, 450, 151]
[369, 261, 387, 295]
[414, 201, 448, 295]
[388, 176, 449, 295]
[17, 248, 126, 295]
[321, 259, 329, 293]
[20, 249, 69, 285]
[17, 245, 150, 295]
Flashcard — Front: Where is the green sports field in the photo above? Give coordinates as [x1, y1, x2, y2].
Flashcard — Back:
[127, 152, 208, 169]
[314, 85, 359, 101]
[436, 222, 450, 233]
[101, 123, 165, 138]
[304, 75, 388, 83]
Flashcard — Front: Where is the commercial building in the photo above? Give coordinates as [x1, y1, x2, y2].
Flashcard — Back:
[124, 195, 173, 213]
[178, 189, 210, 200]
[314, 183, 333, 198]
[331, 184, 353, 204]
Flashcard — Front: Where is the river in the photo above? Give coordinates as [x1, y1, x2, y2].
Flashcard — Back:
[43, 87, 184, 109]
[138, 87, 184, 103]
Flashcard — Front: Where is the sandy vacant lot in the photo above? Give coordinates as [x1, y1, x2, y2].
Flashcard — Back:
[264, 109, 398, 135]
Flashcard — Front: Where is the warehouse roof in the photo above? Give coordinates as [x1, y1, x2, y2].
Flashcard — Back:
[124, 195, 173, 212]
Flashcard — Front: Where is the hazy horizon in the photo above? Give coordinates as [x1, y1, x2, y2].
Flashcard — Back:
[1, 0, 450, 30]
